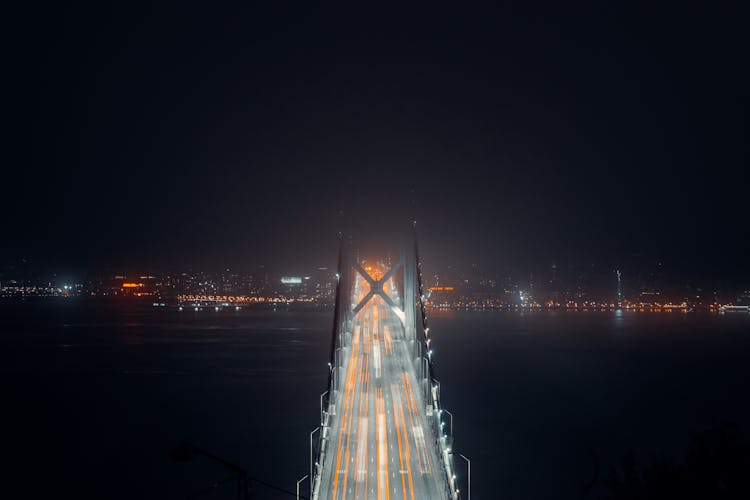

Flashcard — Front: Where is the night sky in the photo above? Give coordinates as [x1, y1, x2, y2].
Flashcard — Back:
[6, 2, 748, 282]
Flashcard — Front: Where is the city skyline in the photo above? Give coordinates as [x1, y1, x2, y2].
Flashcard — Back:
[3, 256, 749, 305]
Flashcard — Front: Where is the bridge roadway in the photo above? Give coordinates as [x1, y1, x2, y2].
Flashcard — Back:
[317, 270, 448, 500]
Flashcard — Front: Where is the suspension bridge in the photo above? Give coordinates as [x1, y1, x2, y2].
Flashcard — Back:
[301, 227, 468, 500]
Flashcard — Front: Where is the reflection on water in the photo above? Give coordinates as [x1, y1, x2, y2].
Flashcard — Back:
[612, 308, 625, 330]
[431, 310, 750, 499]
[1, 302, 748, 499]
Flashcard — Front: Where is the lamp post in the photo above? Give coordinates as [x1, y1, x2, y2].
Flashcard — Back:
[310, 427, 320, 494]
[169, 443, 251, 500]
[443, 409, 453, 438]
[296, 474, 309, 500]
[171, 443, 306, 499]
[320, 390, 328, 425]
[454, 453, 470, 500]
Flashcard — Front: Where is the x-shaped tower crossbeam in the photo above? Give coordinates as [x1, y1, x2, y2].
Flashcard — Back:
[352, 258, 403, 315]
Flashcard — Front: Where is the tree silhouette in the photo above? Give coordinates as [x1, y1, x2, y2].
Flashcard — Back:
[605, 424, 750, 499]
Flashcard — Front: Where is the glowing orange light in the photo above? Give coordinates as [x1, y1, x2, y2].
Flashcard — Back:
[122, 283, 142, 288]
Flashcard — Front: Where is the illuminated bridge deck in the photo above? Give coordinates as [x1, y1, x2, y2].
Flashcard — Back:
[316, 271, 450, 500]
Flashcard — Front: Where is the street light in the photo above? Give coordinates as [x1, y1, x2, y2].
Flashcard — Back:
[296, 474, 309, 500]
[454, 453, 471, 500]
[310, 427, 320, 494]
[171, 443, 310, 499]
[443, 409, 453, 438]
[169, 443, 251, 500]
[320, 390, 329, 425]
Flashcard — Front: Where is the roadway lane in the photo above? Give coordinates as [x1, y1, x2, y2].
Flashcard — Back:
[317, 269, 448, 500]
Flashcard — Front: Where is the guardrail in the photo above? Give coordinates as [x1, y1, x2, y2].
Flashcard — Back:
[414, 223, 465, 500]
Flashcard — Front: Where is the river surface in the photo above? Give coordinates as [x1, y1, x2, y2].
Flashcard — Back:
[1, 301, 748, 499]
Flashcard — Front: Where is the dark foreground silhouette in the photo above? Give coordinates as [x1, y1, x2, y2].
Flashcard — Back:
[604, 424, 750, 499]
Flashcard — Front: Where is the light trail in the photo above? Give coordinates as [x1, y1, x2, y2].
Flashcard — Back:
[317, 265, 449, 499]
[390, 384, 407, 500]
[396, 386, 416, 500]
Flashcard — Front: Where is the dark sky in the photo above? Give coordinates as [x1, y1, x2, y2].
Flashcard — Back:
[5, 2, 748, 282]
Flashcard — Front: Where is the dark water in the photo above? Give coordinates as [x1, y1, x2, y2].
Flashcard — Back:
[1, 302, 748, 499]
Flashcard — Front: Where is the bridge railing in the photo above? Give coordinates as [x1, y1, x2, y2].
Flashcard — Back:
[414, 225, 464, 500]
[305, 236, 347, 500]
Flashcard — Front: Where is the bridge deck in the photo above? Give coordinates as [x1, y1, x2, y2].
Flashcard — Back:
[317, 273, 449, 500]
